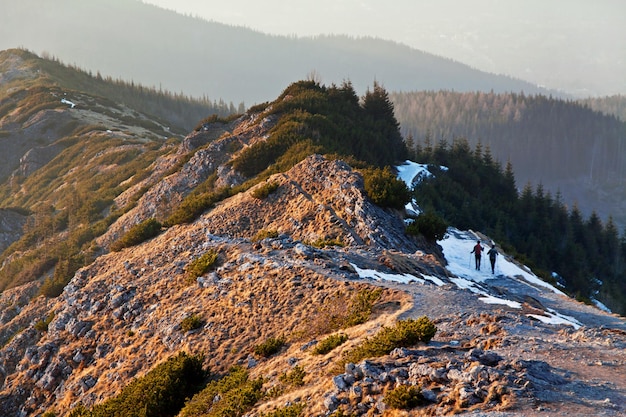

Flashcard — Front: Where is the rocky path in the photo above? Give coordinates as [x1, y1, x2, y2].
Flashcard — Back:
[364, 252, 626, 416]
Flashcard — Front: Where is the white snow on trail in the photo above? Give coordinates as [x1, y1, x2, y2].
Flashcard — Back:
[352, 161, 584, 329]
[350, 263, 424, 285]
[395, 160, 433, 187]
[438, 228, 566, 295]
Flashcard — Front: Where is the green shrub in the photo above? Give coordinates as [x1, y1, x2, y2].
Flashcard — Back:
[406, 211, 448, 242]
[254, 336, 286, 358]
[186, 250, 219, 280]
[181, 314, 204, 332]
[251, 181, 279, 199]
[362, 166, 411, 210]
[308, 237, 344, 248]
[39, 254, 85, 298]
[110, 218, 162, 252]
[34, 312, 55, 332]
[384, 384, 427, 409]
[70, 352, 206, 417]
[252, 229, 279, 241]
[338, 317, 436, 369]
[259, 403, 306, 417]
[178, 365, 264, 417]
[278, 365, 306, 387]
[312, 334, 348, 355]
[164, 186, 232, 226]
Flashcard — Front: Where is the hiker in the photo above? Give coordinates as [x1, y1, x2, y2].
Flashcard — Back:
[488, 244, 498, 274]
[470, 240, 483, 270]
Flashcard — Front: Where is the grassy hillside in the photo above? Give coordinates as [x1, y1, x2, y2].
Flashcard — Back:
[0, 48, 243, 293]
[0, 76, 410, 298]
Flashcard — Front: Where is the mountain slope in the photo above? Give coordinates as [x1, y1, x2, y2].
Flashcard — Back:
[0, 76, 624, 416]
[0, 152, 624, 416]
[0, 0, 554, 104]
[0, 48, 231, 180]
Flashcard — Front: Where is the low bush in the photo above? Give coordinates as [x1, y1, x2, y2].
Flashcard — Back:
[69, 352, 206, 417]
[34, 312, 55, 332]
[406, 211, 448, 242]
[254, 336, 285, 358]
[278, 365, 306, 387]
[180, 314, 204, 332]
[362, 166, 411, 210]
[308, 237, 344, 248]
[164, 186, 232, 226]
[178, 365, 264, 417]
[251, 181, 279, 199]
[186, 250, 219, 280]
[337, 317, 437, 370]
[312, 333, 348, 355]
[110, 218, 162, 252]
[252, 229, 279, 241]
[384, 384, 427, 409]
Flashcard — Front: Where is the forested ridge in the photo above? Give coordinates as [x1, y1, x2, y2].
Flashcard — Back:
[1, 49, 241, 132]
[410, 138, 626, 315]
[392, 90, 626, 185]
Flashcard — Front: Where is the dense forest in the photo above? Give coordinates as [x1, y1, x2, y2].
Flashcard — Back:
[230, 80, 408, 178]
[392, 91, 626, 185]
[579, 94, 626, 122]
[391, 90, 626, 231]
[409, 138, 626, 315]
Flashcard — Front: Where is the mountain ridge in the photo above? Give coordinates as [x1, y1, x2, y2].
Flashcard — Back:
[1, 150, 624, 416]
[0, 55, 625, 416]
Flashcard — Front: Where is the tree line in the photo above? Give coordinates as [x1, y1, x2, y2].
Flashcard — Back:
[392, 90, 626, 186]
[410, 138, 626, 315]
[230, 80, 408, 178]
[34, 48, 243, 131]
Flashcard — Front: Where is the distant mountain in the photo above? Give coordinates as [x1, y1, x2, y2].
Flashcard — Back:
[0, 0, 555, 105]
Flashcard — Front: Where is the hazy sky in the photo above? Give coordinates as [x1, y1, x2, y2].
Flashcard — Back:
[142, 0, 626, 96]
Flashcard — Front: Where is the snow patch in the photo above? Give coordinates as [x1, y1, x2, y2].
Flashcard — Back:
[528, 308, 582, 329]
[350, 263, 423, 284]
[61, 98, 76, 108]
[395, 160, 435, 215]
